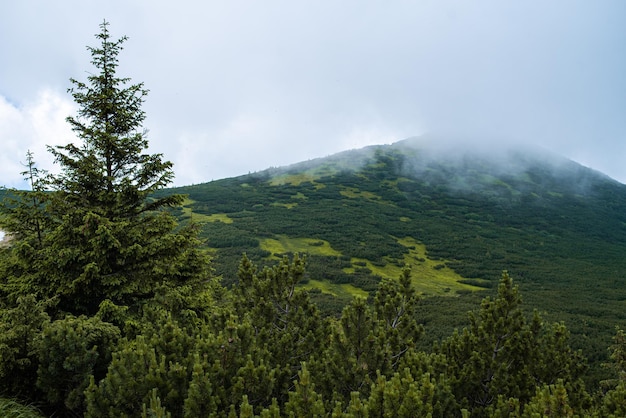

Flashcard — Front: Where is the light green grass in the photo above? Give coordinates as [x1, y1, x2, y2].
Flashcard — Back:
[260, 235, 367, 299]
[202, 213, 234, 223]
[181, 198, 233, 223]
[271, 202, 298, 209]
[269, 164, 338, 187]
[260, 235, 342, 258]
[343, 237, 485, 296]
[260, 234, 483, 297]
[0, 398, 43, 418]
[269, 173, 320, 186]
[339, 187, 382, 201]
[301, 280, 369, 299]
[270, 192, 308, 209]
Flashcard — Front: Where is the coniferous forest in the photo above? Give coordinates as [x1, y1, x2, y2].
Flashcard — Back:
[2, 22, 626, 417]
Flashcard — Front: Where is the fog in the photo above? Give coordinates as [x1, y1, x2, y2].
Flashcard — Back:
[1, 1, 625, 189]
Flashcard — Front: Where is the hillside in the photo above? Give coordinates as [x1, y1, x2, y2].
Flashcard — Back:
[157, 137, 626, 376]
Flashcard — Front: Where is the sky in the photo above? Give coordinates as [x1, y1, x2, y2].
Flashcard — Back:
[1, 1, 625, 189]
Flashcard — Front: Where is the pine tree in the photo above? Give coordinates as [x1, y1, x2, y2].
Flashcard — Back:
[35, 315, 120, 415]
[599, 327, 626, 417]
[1, 21, 210, 315]
[0, 295, 50, 400]
[0, 152, 52, 302]
[284, 363, 326, 418]
[313, 267, 422, 406]
[521, 380, 575, 418]
[440, 271, 587, 415]
[0, 151, 49, 247]
[232, 254, 326, 404]
[373, 266, 423, 371]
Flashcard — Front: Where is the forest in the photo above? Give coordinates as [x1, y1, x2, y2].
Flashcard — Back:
[1, 22, 626, 417]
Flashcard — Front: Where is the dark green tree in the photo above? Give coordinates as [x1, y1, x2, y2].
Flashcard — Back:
[317, 296, 382, 403]
[0, 151, 49, 247]
[0, 295, 50, 400]
[0, 152, 52, 302]
[373, 267, 423, 369]
[603, 326, 626, 385]
[35, 315, 120, 415]
[440, 271, 587, 416]
[0, 21, 209, 315]
[313, 267, 423, 407]
[232, 254, 326, 405]
[599, 327, 626, 417]
[283, 363, 325, 418]
[520, 380, 575, 418]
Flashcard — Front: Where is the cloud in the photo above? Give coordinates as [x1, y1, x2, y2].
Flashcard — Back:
[1, 1, 625, 186]
[0, 90, 75, 188]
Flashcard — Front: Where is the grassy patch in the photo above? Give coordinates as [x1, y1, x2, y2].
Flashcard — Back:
[399, 237, 487, 295]
[0, 398, 43, 417]
[269, 173, 319, 186]
[301, 279, 369, 299]
[271, 202, 298, 209]
[203, 213, 234, 223]
[182, 198, 233, 223]
[269, 163, 339, 187]
[342, 237, 486, 296]
[340, 187, 381, 201]
[260, 235, 343, 259]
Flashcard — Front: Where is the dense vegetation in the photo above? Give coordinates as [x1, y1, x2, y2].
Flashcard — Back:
[1, 22, 626, 416]
[158, 140, 626, 384]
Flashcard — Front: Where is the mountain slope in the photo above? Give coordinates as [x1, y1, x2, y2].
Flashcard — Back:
[158, 137, 626, 376]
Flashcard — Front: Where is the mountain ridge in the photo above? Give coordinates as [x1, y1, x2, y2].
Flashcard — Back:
[157, 137, 626, 379]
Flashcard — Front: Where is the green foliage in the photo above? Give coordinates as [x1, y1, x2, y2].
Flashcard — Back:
[365, 369, 454, 418]
[142, 389, 172, 418]
[600, 382, 626, 417]
[0, 21, 210, 316]
[84, 331, 190, 417]
[0, 295, 49, 399]
[0, 398, 43, 418]
[165, 139, 626, 385]
[182, 353, 218, 417]
[440, 271, 588, 415]
[284, 363, 325, 418]
[36, 315, 120, 414]
[4, 251, 626, 416]
[521, 380, 575, 417]
[232, 254, 326, 405]
[312, 267, 423, 407]
[0, 151, 50, 249]
[604, 326, 626, 385]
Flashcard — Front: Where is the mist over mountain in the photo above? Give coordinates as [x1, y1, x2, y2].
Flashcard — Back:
[280, 135, 619, 194]
[159, 136, 626, 380]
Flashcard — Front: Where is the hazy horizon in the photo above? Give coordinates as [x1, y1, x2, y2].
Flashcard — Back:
[1, 1, 625, 188]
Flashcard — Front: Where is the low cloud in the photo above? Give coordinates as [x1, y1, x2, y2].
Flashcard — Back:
[0, 90, 75, 188]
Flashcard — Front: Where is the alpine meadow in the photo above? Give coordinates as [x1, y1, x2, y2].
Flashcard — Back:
[2, 22, 626, 417]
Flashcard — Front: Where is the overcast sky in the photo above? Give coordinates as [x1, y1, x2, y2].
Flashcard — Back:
[1, 1, 625, 189]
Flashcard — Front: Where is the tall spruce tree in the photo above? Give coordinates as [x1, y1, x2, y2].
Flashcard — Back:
[0, 21, 209, 315]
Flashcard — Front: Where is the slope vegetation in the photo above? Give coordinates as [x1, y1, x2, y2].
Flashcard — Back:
[157, 138, 626, 373]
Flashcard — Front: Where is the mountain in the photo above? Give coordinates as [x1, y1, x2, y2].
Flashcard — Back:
[158, 136, 626, 377]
